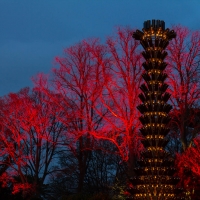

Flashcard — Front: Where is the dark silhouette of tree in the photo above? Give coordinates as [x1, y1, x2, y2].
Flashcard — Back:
[47, 139, 125, 200]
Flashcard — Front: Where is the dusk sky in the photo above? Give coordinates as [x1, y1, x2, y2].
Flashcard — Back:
[1, 1, 200, 96]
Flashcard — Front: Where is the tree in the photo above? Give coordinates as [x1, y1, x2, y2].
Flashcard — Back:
[87, 27, 144, 176]
[34, 40, 110, 194]
[34, 27, 144, 194]
[167, 25, 200, 152]
[47, 139, 125, 200]
[0, 88, 64, 199]
[176, 137, 200, 199]
[164, 25, 200, 198]
[28, 25, 200, 198]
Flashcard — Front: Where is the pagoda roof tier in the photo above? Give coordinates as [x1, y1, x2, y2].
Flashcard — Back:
[142, 50, 168, 61]
[141, 149, 170, 159]
[133, 22, 176, 41]
[139, 38, 169, 51]
[142, 72, 167, 83]
[142, 61, 168, 71]
[142, 71, 168, 83]
[129, 176, 180, 185]
[137, 158, 174, 167]
[141, 138, 169, 148]
[140, 127, 170, 137]
[137, 103, 172, 114]
[127, 186, 183, 195]
[139, 93, 171, 104]
[139, 115, 171, 125]
[146, 83, 168, 94]
[134, 166, 176, 176]
[139, 83, 169, 94]
[126, 196, 184, 200]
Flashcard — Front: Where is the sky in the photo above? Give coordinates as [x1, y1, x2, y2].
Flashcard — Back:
[1, 0, 200, 96]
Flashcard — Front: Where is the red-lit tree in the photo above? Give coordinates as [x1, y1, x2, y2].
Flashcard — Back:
[34, 40, 111, 193]
[167, 25, 200, 152]
[166, 26, 200, 197]
[29, 25, 200, 198]
[87, 27, 144, 175]
[34, 28, 144, 194]
[175, 137, 200, 199]
[0, 88, 64, 199]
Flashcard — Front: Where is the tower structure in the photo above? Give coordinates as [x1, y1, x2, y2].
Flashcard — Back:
[127, 20, 184, 199]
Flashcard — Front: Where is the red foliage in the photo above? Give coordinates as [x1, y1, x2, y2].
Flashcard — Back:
[176, 137, 200, 176]
[1, 25, 200, 196]
[0, 88, 64, 197]
[34, 40, 112, 193]
[175, 137, 200, 198]
[166, 25, 200, 197]
[34, 28, 144, 163]
[167, 25, 200, 151]
[86, 27, 144, 164]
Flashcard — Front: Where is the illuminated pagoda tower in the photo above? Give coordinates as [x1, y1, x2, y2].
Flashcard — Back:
[127, 20, 184, 199]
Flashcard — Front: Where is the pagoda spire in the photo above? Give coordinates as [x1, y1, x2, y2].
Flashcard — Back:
[127, 20, 184, 199]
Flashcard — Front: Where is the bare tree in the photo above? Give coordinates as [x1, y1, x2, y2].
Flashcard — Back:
[0, 88, 64, 199]
[34, 40, 110, 194]
[87, 27, 144, 176]
[167, 25, 200, 152]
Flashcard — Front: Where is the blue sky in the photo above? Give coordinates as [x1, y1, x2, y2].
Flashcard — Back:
[1, 0, 200, 96]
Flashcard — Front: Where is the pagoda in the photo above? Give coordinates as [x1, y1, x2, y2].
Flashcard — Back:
[127, 20, 184, 199]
